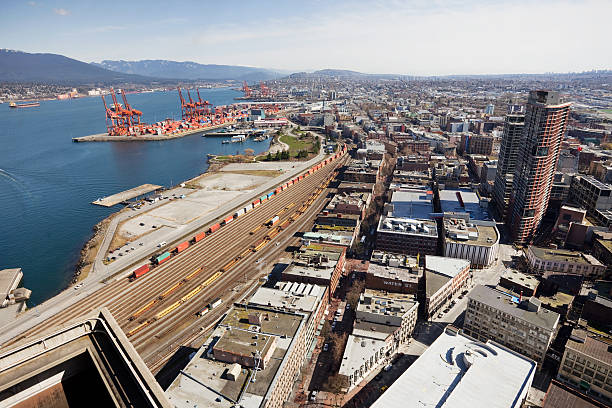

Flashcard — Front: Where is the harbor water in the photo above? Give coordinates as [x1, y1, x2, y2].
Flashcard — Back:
[0, 88, 271, 305]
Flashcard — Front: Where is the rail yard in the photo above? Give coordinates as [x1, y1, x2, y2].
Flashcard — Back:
[5, 146, 348, 373]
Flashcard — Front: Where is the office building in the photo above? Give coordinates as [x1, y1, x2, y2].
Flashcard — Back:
[558, 328, 612, 404]
[464, 285, 560, 365]
[376, 216, 438, 256]
[424, 256, 471, 318]
[526, 246, 606, 279]
[509, 91, 571, 244]
[371, 326, 536, 408]
[366, 251, 423, 294]
[442, 215, 499, 268]
[569, 175, 612, 226]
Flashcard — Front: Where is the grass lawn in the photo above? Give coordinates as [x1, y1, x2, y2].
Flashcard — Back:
[279, 133, 316, 158]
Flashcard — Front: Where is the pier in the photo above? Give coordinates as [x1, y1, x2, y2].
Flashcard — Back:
[92, 184, 162, 207]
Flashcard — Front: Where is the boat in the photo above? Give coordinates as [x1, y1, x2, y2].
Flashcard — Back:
[222, 140, 231, 144]
[9, 101, 40, 108]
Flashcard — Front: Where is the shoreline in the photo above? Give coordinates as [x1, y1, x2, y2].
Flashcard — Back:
[72, 121, 236, 143]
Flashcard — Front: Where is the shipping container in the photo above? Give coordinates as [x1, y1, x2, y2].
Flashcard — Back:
[197, 306, 209, 317]
[174, 241, 190, 253]
[234, 208, 245, 218]
[267, 192, 274, 199]
[194, 231, 206, 242]
[209, 223, 221, 234]
[224, 215, 234, 225]
[275, 187, 282, 194]
[131, 264, 151, 279]
[268, 215, 280, 226]
[253, 199, 261, 207]
[155, 251, 171, 265]
[209, 298, 223, 309]
[260, 195, 268, 202]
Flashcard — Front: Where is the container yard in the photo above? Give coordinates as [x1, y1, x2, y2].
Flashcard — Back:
[72, 87, 286, 143]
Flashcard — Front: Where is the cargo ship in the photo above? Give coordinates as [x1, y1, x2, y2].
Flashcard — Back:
[9, 101, 40, 108]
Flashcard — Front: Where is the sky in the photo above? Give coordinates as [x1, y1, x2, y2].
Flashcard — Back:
[1, 0, 611, 76]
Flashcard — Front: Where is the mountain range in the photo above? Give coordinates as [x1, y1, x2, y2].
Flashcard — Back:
[92, 60, 282, 82]
[0, 49, 156, 84]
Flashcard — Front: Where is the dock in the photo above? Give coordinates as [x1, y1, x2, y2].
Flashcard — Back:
[72, 122, 236, 143]
[92, 184, 162, 207]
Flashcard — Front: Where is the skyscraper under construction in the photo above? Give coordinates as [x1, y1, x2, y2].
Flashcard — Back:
[508, 91, 571, 244]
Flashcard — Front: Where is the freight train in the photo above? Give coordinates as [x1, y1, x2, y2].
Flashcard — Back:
[127, 144, 348, 281]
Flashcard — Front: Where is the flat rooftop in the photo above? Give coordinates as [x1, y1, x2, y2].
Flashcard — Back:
[166, 305, 305, 408]
[426, 255, 470, 279]
[302, 231, 354, 247]
[91, 183, 162, 207]
[469, 285, 560, 331]
[543, 380, 606, 408]
[220, 304, 302, 339]
[371, 327, 536, 408]
[444, 217, 498, 247]
[357, 289, 417, 319]
[338, 335, 387, 377]
[248, 282, 325, 313]
[439, 189, 490, 220]
[390, 190, 433, 219]
[566, 328, 612, 366]
[378, 216, 438, 237]
[500, 270, 540, 291]
[529, 247, 604, 266]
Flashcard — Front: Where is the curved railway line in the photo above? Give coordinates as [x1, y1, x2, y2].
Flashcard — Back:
[6, 151, 348, 371]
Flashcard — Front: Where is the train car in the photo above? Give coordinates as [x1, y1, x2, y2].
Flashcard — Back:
[244, 204, 253, 213]
[209, 298, 223, 309]
[174, 241, 190, 254]
[280, 219, 291, 229]
[209, 222, 221, 234]
[130, 264, 151, 280]
[223, 214, 234, 225]
[155, 251, 171, 265]
[197, 306, 209, 317]
[253, 199, 261, 207]
[267, 192, 274, 199]
[260, 195, 268, 203]
[193, 231, 206, 243]
[275, 187, 282, 194]
[234, 208, 245, 218]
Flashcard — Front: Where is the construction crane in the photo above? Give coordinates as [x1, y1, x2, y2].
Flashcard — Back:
[242, 81, 252, 98]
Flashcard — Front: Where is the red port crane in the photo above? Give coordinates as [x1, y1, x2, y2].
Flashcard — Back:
[242, 81, 252, 98]
[120, 89, 144, 133]
[259, 82, 270, 98]
[178, 87, 197, 122]
[196, 88, 212, 116]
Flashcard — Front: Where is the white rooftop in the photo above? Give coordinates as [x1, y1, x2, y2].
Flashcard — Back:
[371, 328, 536, 408]
[391, 190, 433, 219]
[248, 282, 326, 313]
[338, 334, 388, 377]
[425, 255, 470, 278]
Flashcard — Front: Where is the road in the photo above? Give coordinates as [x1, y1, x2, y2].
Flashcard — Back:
[1, 150, 347, 374]
[0, 134, 328, 348]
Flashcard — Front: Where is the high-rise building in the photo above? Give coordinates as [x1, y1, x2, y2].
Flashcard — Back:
[509, 91, 571, 244]
[493, 106, 525, 220]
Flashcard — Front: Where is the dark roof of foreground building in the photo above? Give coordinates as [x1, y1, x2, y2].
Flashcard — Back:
[0, 308, 170, 408]
[543, 380, 608, 408]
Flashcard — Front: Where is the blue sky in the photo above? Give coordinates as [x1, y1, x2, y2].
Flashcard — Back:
[1, 0, 611, 75]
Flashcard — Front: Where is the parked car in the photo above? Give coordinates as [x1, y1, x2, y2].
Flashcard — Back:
[323, 343, 329, 352]
[384, 364, 393, 372]
[309, 391, 317, 401]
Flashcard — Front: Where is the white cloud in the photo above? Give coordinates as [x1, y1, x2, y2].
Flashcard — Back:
[184, 0, 612, 75]
[53, 8, 70, 16]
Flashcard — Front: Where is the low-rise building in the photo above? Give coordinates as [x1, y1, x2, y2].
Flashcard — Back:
[558, 328, 612, 404]
[439, 189, 490, 221]
[376, 216, 438, 256]
[248, 282, 328, 352]
[337, 181, 375, 195]
[166, 304, 308, 408]
[391, 169, 431, 187]
[592, 238, 612, 275]
[301, 230, 354, 248]
[388, 190, 433, 219]
[324, 192, 371, 218]
[424, 256, 471, 318]
[463, 285, 560, 366]
[281, 243, 346, 299]
[342, 159, 381, 183]
[569, 175, 612, 226]
[498, 269, 540, 297]
[339, 289, 418, 389]
[366, 251, 423, 294]
[543, 380, 609, 408]
[527, 247, 607, 280]
[0, 268, 30, 308]
[371, 326, 536, 408]
[442, 215, 499, 268]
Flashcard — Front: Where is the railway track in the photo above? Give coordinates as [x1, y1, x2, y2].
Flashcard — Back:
[7, 153, 348, 370]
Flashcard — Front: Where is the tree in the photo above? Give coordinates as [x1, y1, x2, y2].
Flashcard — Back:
[266, 152, 272, 161]
[275, 151, 281, 161]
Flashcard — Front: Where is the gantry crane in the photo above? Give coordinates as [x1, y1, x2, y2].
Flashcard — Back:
[242, 81, 252, 98]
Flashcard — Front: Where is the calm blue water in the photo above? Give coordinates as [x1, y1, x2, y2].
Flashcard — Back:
[0, 88, 270, 305]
